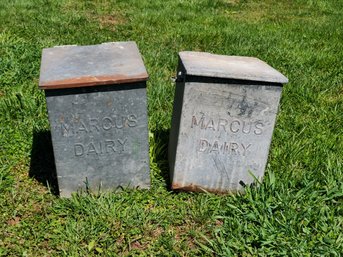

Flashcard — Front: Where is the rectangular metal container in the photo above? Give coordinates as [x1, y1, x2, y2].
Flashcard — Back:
[39, 42, 150, 197]
[169, 52, 288, 193]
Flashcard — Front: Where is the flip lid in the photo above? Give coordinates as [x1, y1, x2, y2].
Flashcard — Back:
[39, 41, 148, 90]
[179, 51, 288, 84]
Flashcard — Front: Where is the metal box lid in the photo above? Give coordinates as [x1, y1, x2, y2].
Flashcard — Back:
[39, 41, 148, 90]
[178, 51, 288, 84]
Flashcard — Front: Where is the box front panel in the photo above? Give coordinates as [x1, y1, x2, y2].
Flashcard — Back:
[173, 82, 282, 192]
[46, 84, 150, 197]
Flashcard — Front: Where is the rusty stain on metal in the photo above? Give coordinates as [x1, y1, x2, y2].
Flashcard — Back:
[39, 73, 148, 89]
[171, 182, 234, 194]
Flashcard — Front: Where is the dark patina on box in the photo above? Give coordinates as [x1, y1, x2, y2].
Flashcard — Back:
[169, 51, 288, 193]
[39, 42, 150, 197]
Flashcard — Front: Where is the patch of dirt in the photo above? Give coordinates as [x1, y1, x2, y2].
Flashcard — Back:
[62, 1, 126, 31]
[150, 226, 164, 238]
[215, 219, 224, 226]
[7, 216, 20, 226]
[130, 241, 145, 250]
[99, 15, 124, 27]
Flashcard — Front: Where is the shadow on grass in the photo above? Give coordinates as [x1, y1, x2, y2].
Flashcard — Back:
[151, 129, 172, 190]
[29, 129, 171, 195]
[29, 130, 59, 195]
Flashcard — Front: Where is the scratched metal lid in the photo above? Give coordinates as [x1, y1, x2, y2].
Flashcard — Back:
[39, 41, 148, 90]
[178, 51, 288, 84]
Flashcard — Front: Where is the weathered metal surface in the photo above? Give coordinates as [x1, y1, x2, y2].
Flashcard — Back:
[178, 51, 288, 84]
[46, 84, 150, 197]
[169, 52, 288, 193]
[39, 42, 150, 197]
[39, 42, 148, 90]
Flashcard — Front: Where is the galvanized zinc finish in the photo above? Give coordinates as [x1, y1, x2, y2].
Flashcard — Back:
[39, 42, 150, 197]
[169, 52, 288, 193]
[46, 84, 150, 197]
[39, 42, 148, 89]
[178, 51, 288, 84]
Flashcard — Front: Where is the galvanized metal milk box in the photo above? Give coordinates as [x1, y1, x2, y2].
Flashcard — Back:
[39, 42, 150, 197]
[169, 51, 288, 193]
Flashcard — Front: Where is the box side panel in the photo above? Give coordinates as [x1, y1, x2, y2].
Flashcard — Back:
[45, 83, 150, 197]
[168, 82, 185, 182]
[172, 82, 282, 193]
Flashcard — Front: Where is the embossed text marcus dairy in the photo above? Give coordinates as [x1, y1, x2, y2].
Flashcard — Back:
[39, 42, 150, 197]
[169, 52, 288, 193]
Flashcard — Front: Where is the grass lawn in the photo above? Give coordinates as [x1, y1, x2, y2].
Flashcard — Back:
[0, 0, 342, 256]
